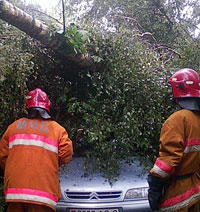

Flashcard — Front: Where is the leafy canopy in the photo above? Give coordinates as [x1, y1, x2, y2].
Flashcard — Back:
[0, 0, 199, 184]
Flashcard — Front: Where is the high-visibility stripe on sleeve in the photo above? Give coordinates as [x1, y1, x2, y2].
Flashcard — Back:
[4, 188, 58, 208]
[151, 158, 174, 178]
[160, 183, 200, 211]
[184, 139, 200, 153]
[9, 134, 58, 153]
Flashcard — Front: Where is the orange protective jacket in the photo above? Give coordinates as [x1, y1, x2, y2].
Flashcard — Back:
[0, 117, 73, 211]
[150, 109, 200, 211]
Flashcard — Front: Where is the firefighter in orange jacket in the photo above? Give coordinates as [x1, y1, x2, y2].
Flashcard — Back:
[148, 68, 200, 212]
[0, 88, 73, 212]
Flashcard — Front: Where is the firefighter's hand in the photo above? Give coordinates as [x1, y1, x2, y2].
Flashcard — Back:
[147, 174, 165, 211]
[148, 188, 161, 211]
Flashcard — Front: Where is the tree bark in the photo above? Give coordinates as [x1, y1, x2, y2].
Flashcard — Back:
[0, 0, 95, 69]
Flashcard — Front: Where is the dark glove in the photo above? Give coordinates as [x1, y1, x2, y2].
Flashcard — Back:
[147, 174, 165, 211]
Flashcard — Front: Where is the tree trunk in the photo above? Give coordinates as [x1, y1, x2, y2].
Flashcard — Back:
[0, 0, 95, 69]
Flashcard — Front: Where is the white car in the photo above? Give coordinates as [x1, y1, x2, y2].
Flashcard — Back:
[56, 156, 151, 212]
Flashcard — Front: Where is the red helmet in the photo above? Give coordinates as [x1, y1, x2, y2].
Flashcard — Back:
[168, 68, 200, 98]
[25, 88, 50, 112]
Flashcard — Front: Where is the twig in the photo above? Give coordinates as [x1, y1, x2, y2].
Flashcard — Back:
[114, 15, 144, 31]
[154, 44, 183, 58]
[133, 32, 157, 43]
[28, 8, 62, 25]
[61, 0, 66, 33]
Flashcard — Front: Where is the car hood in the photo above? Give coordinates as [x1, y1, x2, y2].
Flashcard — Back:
[59, 156, 149, 192]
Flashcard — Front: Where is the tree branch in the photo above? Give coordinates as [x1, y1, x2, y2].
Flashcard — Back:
[0, 0, 98, 69]
[114, 14, 144, 31]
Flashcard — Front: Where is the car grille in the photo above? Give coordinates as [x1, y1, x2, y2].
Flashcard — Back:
[65, 191, 122, 200]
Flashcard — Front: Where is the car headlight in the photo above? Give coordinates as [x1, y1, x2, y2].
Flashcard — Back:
[124, 187, 148, 199]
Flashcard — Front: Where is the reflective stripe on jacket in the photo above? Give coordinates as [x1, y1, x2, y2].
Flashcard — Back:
[0, 117, 73, 210]
[150, 109, 200, 211]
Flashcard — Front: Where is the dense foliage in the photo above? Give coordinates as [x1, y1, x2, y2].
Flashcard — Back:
[0, 3, 199, 211]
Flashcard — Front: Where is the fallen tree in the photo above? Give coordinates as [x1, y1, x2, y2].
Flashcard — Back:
[0, 0, 96, 69]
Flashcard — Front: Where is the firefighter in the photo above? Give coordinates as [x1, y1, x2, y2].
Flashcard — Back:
[147, 68, 200, 212]
[0, 88, 73, 212]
